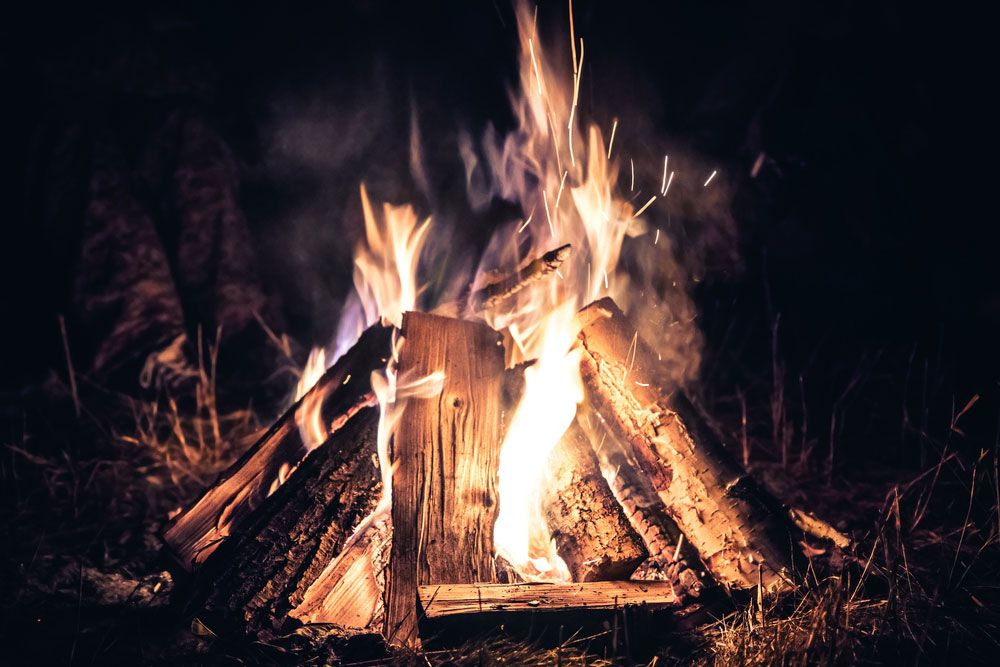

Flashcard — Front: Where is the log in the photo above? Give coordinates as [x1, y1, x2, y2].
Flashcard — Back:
[576, 298, 802, 593]
[540, 421, 647, 581]
[163, 324, 391, 569]
[419, 580, 679, 617]
[197, 406, 382, 637]
[384, 312, 506, 647]
[577, 410, 711, 600]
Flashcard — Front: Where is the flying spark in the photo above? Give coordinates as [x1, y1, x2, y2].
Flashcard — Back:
[660, 155, 669, 194]
[654, 228, 660, 245]
[607, 118, 619, 159]
[528, 38, 543, 96]
[704, 169, 718, 187]
[664, 171, 675, 195]
[543, 190, 554, 235]
[632, 195, 656, 218]
[629, 158, 635, 191]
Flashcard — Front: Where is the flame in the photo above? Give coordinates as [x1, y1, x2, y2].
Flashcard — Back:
[476, 1, 642, 580]
[301, 0, 692, 585]
[292, 186, 434, 461]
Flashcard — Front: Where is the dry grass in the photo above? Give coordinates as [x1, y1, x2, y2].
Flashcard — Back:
[3, 337, 999, 665]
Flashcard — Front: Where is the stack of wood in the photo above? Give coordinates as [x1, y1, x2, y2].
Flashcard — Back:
[163, 258, 845, 648]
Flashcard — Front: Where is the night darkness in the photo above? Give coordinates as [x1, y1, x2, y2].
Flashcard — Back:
[2, 1, 998, 664]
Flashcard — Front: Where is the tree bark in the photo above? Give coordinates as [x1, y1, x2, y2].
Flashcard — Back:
[163, 324, 390, 569]
[576, 298, 802, 593]
[196, 405, 382, 637]
[541, 421, 647, 581]
[384, 312, 506, 648]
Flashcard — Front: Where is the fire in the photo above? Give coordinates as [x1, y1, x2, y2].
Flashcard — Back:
[476, 1, 643, 580]
[293, 185, 433, 456]
[311, 0, 669, 583]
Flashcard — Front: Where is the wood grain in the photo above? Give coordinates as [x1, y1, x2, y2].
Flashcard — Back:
[384, 312, 506, 647]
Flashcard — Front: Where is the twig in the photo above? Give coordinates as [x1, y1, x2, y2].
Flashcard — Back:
[470, 243, 573, 311]
[58, 315, 81, 417]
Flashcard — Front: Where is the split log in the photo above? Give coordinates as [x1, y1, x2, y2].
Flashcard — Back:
[197, 406, 382, 637]
[576, 298, 802, 593]
[541, 421, 647, 581]
[384, 312, 506, 647]
[419, 580, 679, 617]
[163, 324, 391, 569]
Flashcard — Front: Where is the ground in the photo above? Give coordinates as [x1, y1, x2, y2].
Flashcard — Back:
[2, 360, 997, 666]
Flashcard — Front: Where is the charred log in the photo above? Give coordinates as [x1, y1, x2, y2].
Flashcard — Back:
[163, 324, 391, 569]
[196, 406, 382, 638]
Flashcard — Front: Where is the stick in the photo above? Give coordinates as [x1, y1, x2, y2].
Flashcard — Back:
[470, 244, 572, 312]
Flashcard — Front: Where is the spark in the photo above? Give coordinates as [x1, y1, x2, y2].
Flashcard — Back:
[569, 0, 578, 73]
[543, 190, 554, 236]
[629, 158, 635, 191]
[594, 432, 607, 455]
[654, 228, 660, 245]
[664, 171, 675, 195]
[603, 269, 609, 290]
[517, 214, 533, 234]
[751, 152, 765, 178]
[342, 374, 352, 385]
[660, 155, 669, 194]
[632, 195, 656, 219]
[555, 269, 564, 280]
[607, 118, 619, 159]
[673, 533, 684, 562]
[704, 169, 718, 187]
[529, 38, 543, 96]
[568, 38, 584, 167]
[554, 170, 568, 210]
[635, 381, 650, 387]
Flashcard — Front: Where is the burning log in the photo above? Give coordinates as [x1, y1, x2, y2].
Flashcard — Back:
[540, 421, 647, 581]
[470, 243, 572, 312]
[163, 324, 391, 569]
[581, 413, 711, 600]
[197, 406, 382, 637]
[384, 312, 506, 647]
[576, 298, 803, 593]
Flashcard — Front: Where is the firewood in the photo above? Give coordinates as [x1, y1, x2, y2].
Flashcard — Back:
[470, 243, 573, 312]
[289, 520, 391, 630]
[197, 406, 382, 637]
[541, 421, 648, 581]
[576, 298, 803, 593]
[418, 580, 680, 617]
[580, 413, 711, 599]
[384, 312, 506, 647]
[163, 324, 391, 569]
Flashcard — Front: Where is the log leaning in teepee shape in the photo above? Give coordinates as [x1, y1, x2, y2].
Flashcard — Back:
[576, 298, 803, 593]
[384, 312, 507, 648]
[196, 405, 382, 637]
[163, 323, 391, 569]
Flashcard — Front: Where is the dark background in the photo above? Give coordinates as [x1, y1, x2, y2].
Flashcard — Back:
[2, 0, 996, 466]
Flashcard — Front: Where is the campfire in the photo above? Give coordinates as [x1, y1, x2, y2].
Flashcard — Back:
[162, 1, 846, 649]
